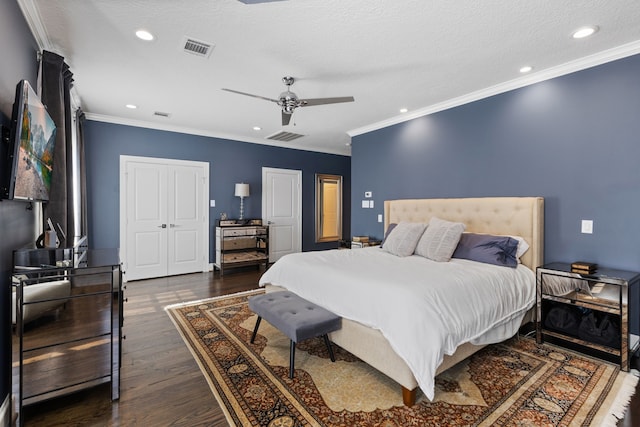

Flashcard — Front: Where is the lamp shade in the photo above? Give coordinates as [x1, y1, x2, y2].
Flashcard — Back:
[235, 183, 250, 198]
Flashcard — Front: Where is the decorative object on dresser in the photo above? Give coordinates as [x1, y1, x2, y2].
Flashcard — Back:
[215, 219, 268, 275]
[571, 261, 598, 274]
[536, 262, 640, 370]
[234, 183, 250, 220]
[350, 236, 381, 248]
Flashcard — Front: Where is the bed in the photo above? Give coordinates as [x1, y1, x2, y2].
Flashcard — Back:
[259, 197, 544, 406]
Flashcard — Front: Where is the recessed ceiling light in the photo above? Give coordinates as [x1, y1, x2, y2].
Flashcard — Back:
[572, 26, 598, 39]
[399, 108, 408, 113]
[519, 66, 533, 73]
[253, 126, 261, 131]
[135, 29, 155, 41]
[125, 104, 137, 109]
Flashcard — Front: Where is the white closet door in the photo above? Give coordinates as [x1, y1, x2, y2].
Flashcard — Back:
[121, 156, 209, 281]
[125, 161, 169, 281]
[167, 164, 204, 276]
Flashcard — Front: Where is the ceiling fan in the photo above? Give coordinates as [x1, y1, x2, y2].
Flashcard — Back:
[222, 76, 355, 126]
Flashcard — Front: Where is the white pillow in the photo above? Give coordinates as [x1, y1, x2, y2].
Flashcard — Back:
[381, 222, 427, 257]
[415, 217, 466, 262]
[511, 236, 530, 259]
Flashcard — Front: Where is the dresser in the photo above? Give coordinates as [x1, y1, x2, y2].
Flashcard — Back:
[12, 247, 122, 426]
[214, 219, 269, 275]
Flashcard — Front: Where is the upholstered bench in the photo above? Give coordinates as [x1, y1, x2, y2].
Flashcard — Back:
[248, 291, 341, 378]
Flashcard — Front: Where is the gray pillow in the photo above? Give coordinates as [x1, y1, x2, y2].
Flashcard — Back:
[381, 222, 427, 257]
[415, 217, 466, 262]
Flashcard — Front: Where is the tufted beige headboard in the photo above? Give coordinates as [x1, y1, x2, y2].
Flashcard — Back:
[384, 197, 544, 270]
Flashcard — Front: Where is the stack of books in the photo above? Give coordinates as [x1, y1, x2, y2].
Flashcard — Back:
[352, 236, 369, 243]
[571, 261, 598, 274]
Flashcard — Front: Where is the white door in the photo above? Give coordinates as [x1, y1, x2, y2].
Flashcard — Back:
[120, 156, 209, 281]
[262, 167, 302, 263]
[125, 161, 168, 280]
[167, 164, 205, 276]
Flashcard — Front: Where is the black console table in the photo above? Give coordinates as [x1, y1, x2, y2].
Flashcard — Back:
[12, 247, 122, 426]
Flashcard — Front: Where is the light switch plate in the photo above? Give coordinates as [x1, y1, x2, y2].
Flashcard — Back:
[362, 200, 369, 208]
[210, 200, 215, 207]
[378, 214, 383, 223]
[581, 220, 593, 234]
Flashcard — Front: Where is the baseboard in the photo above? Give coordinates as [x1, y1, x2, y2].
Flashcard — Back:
[0, 394, 10, 427]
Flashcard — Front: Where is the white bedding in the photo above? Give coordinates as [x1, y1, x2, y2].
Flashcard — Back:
[258, 246, 536, 400]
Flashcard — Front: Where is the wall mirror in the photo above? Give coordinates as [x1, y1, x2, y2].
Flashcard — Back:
[315, 174, 342, 243]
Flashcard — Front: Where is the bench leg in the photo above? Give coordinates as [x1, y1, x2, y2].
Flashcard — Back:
[323, 334, 335, 362]
[289, 340, 296, 379]
[250, 316, 262, 343]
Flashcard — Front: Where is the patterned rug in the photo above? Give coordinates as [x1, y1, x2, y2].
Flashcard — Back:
[166, 290, 638, 426]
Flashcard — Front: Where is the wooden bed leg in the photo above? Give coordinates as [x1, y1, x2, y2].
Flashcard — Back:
[402, 386, 417, 406]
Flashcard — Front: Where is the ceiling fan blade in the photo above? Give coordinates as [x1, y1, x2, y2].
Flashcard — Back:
[282, 111, 292, 126]
[300, 96, 355, 107]
[221, 88, 279, 103]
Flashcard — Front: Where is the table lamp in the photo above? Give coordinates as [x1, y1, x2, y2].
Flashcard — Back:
[235, 183, 250, 220]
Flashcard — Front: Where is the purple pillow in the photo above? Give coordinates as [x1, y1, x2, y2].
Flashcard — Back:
[452, 233, 519, 268]
[380, 223, 397, 248]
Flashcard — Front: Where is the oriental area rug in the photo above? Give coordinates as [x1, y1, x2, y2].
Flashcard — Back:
[166, 290, 638, 427]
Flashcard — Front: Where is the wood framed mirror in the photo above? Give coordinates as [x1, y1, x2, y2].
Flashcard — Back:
[315, 174, 342, 243]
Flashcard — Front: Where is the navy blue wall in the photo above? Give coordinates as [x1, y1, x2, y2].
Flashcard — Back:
[0, 0, 39, 412]
[352, 54, 640, 269]
[83, 121, 351, 261]
[352, 54, 640, 332]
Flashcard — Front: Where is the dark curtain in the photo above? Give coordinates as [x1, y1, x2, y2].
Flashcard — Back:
[76, 108, 88, 242]
[39, 50, 75, 245]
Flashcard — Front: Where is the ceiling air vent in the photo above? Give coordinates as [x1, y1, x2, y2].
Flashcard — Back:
[182, 37, 214, 58]
[154, 111, 171, 118]
[266, 131, 305, 142]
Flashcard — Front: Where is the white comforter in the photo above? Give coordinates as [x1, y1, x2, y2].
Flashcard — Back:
[258, 247, 536, 400]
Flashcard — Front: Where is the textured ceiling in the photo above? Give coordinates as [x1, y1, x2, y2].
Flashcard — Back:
[17, 0, 640, 155]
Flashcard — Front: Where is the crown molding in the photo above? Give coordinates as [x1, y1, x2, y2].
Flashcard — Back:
[348, 40, 640, 137]
[84, 113, 350, 156]
[17, 0, 51, 51]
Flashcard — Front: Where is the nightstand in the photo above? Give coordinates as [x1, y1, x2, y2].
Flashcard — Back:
[536, 262, 640, 371]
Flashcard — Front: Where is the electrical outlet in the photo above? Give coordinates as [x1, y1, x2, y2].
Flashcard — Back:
[377, 214, 383, 223]
[581, 220, 593, 234]
[210, 200, 215, 207]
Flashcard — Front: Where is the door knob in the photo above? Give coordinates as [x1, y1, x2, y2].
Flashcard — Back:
[158, 224, 167, 228]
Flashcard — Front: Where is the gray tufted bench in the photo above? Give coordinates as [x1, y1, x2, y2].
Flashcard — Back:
[249, 291, 341, 378]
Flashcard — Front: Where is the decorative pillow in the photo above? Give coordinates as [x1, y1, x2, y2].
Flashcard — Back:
[415, 217, 466, 262]
[380, 223, 398, 248]
[510, 235, 529, 260]
[381, 222, 427, 257]
[452, 233, 519, 268]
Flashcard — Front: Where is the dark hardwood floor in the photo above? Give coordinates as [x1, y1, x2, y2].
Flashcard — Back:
[13, 267, 640, 426]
